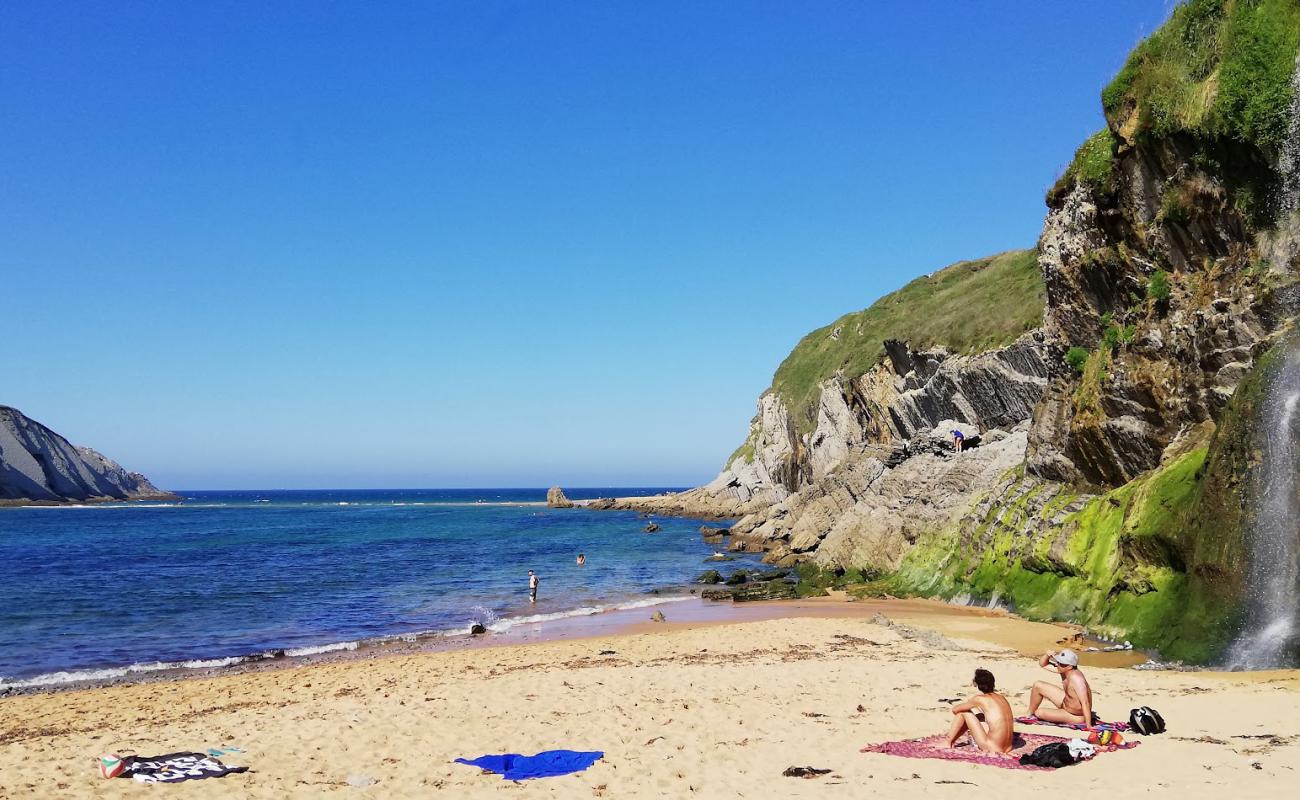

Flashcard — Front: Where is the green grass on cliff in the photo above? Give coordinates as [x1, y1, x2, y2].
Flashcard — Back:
[763, 249, 1044, 437]
[1101, 0, 1300, 151]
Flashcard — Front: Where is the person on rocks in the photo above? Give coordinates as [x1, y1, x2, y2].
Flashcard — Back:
[528, 570, 539, 603]
[951, 429, 966, 453]
[1027, 649, 1094, 726]
[945, 668, 1014, 755]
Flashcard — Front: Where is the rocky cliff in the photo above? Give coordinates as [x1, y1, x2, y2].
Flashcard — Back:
[0, 406, 175, 503]
[611, 1, 1300, 664]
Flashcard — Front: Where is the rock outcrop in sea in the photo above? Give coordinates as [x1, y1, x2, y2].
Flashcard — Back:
[546, 486, 575, 508]
[0, 406, 175, 504]
[609, 2, 1300, 666]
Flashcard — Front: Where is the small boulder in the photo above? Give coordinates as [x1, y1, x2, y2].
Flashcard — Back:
[650, 610, 666, 622]
[697, 570, 723, 584]
[470, 623, 487, 635]
[546, 487, 574, 509]
[725, 570, 749, 585]
[586, 498, 617, 510]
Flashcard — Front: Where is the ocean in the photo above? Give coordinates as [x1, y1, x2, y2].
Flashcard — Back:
[0, 489, 755, 690]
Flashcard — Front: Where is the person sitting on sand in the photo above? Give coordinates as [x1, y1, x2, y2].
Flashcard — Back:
[946, 668, 1014, 755]
[576, 553, 586, 566]
[1027, 649, 1093, 726]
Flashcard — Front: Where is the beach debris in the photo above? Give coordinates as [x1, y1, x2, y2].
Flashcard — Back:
[347, 775, 377, 788]
[857, 705, 866, 713]
[650, 611, 666, 623]
[831, 634, 882, 647]
[1252, 762, 1263, 770]
[801, 712, 827, 718]
[644, 736, 664, 746]
[782, 766, 832, 778]
[643, 522, 660, 533]
[470, 623, 487, 635]
[598, 650, 616, 655]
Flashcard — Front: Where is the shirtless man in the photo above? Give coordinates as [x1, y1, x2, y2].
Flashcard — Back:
[1027, 648, 1094, 726]
[945, 668, 1014, 755]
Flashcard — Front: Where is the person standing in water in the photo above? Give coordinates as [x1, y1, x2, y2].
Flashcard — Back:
[528, 570, 539, 603]
[576, 554, 586, 566]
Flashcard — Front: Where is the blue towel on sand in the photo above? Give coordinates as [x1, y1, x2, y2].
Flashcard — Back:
[455, 750, 604, 780]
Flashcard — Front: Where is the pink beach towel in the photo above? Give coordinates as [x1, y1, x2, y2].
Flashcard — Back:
[861, 732, 1138, 771]
[862, 733, 1066, 771]
[1016, 715, 1130, 733]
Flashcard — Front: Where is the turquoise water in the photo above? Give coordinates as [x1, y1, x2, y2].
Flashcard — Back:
[0, 489, 751, 688]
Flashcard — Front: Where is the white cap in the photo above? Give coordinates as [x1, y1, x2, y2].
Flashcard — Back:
[1052, 649, 1079, 667]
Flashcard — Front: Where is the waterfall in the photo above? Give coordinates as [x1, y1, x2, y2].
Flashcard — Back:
[1227, 340, 1300, 669]
[1278, 55, 1300, 219]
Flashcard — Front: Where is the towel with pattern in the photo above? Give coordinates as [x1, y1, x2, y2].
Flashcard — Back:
[1016, 714, 1129, 732]
[862, 732, 1138, 771]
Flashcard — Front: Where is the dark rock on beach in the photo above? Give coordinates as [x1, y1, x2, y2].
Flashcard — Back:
[724, 570, 749, 585]
[697, 570, 722, 584]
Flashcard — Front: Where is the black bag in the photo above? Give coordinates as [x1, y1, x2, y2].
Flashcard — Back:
[1128, 706, 1166, 735]
[1018, 741, 1076, 769]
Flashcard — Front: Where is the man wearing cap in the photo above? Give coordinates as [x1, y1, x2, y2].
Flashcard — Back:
[1027, 649, 1094, 727]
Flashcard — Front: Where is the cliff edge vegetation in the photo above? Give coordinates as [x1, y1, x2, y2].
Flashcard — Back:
[763, 249, 1043, 440]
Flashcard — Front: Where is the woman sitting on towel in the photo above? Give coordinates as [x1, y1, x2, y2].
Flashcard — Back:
[945, 668, 1014, 755]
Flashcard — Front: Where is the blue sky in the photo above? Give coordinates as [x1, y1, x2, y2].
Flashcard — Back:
[2, 1, 1174, 489]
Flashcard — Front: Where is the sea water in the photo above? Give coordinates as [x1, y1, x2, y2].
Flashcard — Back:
[0, 489, 753, 689]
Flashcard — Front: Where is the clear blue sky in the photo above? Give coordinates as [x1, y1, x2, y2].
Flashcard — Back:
[2, 1, 1173, 489]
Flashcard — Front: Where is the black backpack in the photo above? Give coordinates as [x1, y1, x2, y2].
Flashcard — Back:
[1018, 742, 1076, 769]
[1129, 706, 1166, 735]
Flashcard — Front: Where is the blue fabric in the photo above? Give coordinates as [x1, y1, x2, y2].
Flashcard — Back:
[455, 750, 604, 780]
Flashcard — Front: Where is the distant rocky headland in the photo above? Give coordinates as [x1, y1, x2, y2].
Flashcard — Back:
[0, 406, 176, 505]
[586, 2, 1300, 667]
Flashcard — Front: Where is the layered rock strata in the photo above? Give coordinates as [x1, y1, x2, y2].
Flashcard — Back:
[0, 406, 175, 503]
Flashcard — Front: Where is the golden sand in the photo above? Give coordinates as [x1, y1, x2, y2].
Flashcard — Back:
[1, 599, 1296, 798]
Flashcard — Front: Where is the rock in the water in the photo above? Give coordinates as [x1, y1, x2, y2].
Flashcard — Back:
[546, 486, 574, 508]
[724, 570, 748, 585]
[586, 497, 617, 510]
[470, 623, 487, 635]
[697, 570, 722, 584]
[643, 522, 660, 533]
[700, 525, 729, 544]
[0, 405, 176, 504]
[754, 569, 790, 582]
[731, 581, 797, 601]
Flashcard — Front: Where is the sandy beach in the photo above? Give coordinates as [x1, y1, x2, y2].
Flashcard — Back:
[2, 598, 1297, 798]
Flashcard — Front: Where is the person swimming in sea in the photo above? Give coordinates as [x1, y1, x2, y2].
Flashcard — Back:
[945, 668, 1014, 755]
[576, 553, 585, 566]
